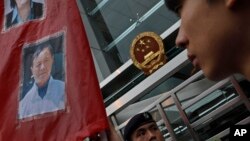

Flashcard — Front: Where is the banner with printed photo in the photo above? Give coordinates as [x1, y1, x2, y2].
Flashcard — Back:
[0, 0, 108, 140]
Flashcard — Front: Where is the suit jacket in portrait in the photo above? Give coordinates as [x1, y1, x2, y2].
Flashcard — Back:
[5, 2, 43, 28]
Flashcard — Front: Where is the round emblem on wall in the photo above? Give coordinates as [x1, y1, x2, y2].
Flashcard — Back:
[130, 32, 167, 75]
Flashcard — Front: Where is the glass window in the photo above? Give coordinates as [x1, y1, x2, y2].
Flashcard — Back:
[161, 97, 194, 141]
[184, 83, 239, 123]
[194, 104, 250, 140]
[79, 0, 179, 73]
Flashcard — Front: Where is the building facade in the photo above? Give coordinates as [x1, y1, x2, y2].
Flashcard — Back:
[77, 0, 250, 140]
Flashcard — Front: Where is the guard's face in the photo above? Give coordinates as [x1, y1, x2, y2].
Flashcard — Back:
[131, 122, 164, 141]
[31, 47, 53, 88]
[175, 0, 242, 81]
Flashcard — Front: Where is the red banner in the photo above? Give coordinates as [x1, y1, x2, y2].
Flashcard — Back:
[0, 0, 108, 140]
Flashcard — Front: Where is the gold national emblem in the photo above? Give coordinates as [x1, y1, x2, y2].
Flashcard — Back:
[130, 32, 167, 75]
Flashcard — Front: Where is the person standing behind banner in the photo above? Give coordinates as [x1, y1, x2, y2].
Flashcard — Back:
[19, 43, 65, 119]
[165, 0, 250, 81]
[5, 0, 44, 28]
[123, 112, 164, 141]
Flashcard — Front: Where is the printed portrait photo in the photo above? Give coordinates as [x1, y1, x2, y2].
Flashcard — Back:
[19, 33, 65, 120]
[4, 0, 45, 30]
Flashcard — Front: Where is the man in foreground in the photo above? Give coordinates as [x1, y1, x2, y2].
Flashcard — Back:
[165, 0, 250, 81]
